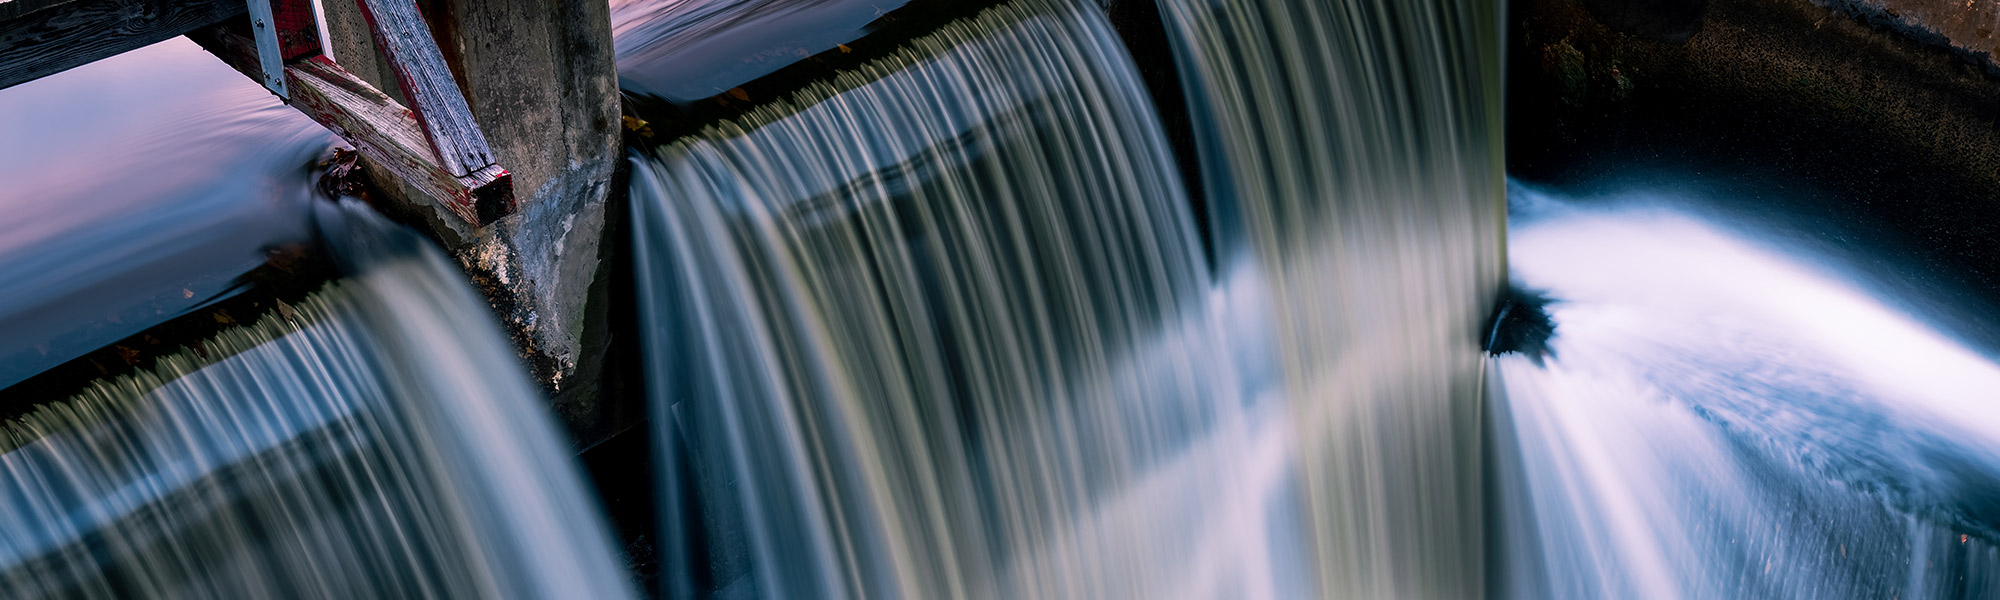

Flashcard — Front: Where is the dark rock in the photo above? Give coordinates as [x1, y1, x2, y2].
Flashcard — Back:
[1486, 283, 1558, 366]
[1579, 0, 1709, 42]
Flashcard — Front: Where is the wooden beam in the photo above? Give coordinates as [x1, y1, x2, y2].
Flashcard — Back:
[189, 18, 514, 226]
[0, 0, 242, 91]
[353, 0, 495, 178]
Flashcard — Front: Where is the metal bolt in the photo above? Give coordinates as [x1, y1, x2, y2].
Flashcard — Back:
[254, 18, 265, 28]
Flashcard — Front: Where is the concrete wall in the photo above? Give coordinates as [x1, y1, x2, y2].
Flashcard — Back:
[320, 0, 630, 446]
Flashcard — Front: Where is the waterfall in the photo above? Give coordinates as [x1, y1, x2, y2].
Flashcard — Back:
[0, 202, 633, 600]
[629, 0, 1292, 597]
[1152, 0, 1507, 596]
[627, 0, 1506, 597]
[1491, 186, 2000, 599]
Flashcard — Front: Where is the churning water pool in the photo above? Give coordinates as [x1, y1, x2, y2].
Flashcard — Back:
[1493, 183, 2000, 599]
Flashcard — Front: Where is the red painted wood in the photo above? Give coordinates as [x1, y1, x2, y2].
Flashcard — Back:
[270, 0, 321, 61]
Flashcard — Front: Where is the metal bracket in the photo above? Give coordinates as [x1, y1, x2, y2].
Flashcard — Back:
[246, 0, 288, 99]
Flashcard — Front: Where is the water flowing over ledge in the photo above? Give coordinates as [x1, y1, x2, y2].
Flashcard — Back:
[0, 203, 633, 600]
[631, 1, 1253, 596]
[628, 0, 1505, 597]
[1155, 0, 1506, 596]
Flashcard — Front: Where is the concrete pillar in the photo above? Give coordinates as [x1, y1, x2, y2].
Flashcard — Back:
[320, 0, 629, 445]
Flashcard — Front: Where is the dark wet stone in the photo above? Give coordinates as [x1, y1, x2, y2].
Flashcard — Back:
[1486, 283, 1558, 366]
[1579, 0, 1710, 42]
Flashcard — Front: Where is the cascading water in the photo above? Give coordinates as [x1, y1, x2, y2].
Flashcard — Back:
[20, 0, 1989, 598]
[1152, 0, 1506, 596]
[625, 0, 1503, 597]
[0, 203, 634, 599]
[1491, 185, 2000, 599]
[630, 1, 1273, 597]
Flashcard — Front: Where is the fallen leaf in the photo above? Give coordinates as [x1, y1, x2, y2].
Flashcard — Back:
[317, 147, 367, 198]
[727, 87, 750, 101]
[213, 310, 236, 325]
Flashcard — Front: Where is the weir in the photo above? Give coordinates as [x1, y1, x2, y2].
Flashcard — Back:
[60, 0, 2000, 598]
[622, 0, 1505, 597]
[0, 0, 1516, 596]
[1154, 0, 1506, 595]
[0, 204, 633, 599]
[12, 0, 2000, 597]
[631, 1, 1231, 595]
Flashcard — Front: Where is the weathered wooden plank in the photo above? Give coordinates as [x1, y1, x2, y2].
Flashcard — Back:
[289, 57, 515, 224]
[189, 19, 515, 226]
[353, 0, 494, 178]
[0, 0, 242, 91]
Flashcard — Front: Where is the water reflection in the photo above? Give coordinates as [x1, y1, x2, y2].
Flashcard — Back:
[0, 37, 333, 388]
[613, 0, 912, 102]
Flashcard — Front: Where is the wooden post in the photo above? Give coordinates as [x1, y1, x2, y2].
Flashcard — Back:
[189, 15, 515, 226]
[318, 0, 626, 440]
[352, 0, 497, 178]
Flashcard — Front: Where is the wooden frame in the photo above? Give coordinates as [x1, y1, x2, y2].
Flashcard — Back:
[352, 0, 496, 179]
[191, 16, 513, 226]
[5, 0, 517, 226]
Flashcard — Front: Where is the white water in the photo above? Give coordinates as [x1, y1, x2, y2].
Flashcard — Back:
[1494, 186, 2000, 599]
[628, 0, 1506, 597]
[1154, 0, 1505, 595]
[628, 1, 1320, 597]
[0, 203, 634, 599]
